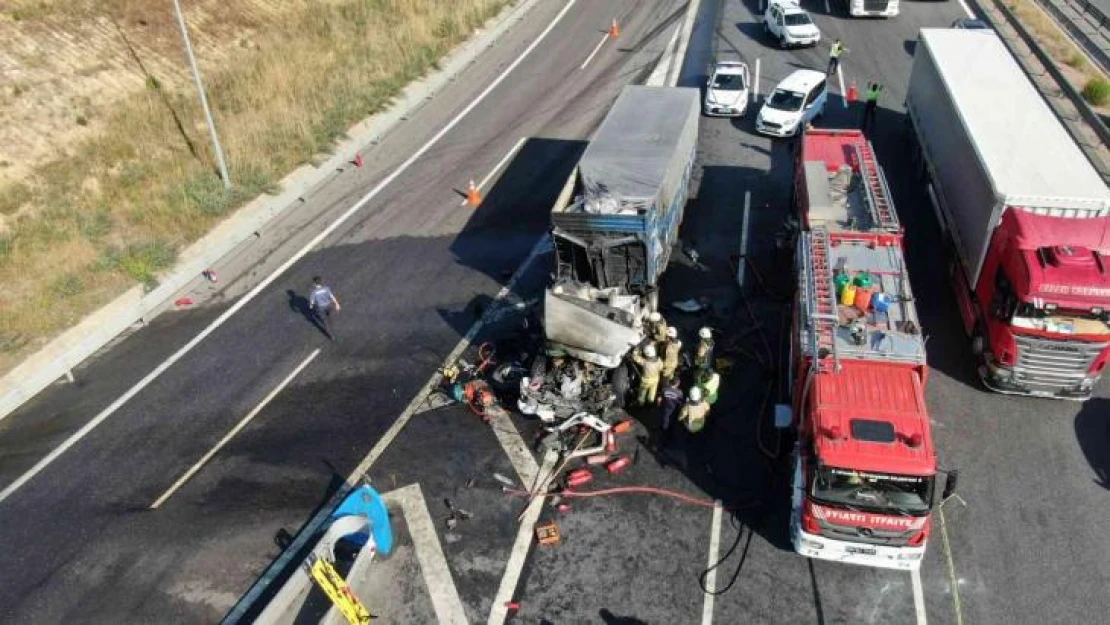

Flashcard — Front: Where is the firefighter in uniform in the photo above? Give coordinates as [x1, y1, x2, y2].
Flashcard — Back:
[631, 343, 664, 406]
[661, 326, 682, 381]
[696, 368, 720, 405]
[680, 386, 710, 433]
[694, 327, 715, 372]
[647, 311, 668, 346]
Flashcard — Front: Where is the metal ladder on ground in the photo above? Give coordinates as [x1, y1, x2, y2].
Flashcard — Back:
[802, 227, 841, 373]
[853, 143, 899, 231]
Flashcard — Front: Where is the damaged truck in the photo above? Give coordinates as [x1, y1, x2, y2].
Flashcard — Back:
[519, 85, 700, 422]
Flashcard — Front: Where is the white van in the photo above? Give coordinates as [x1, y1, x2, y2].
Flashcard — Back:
[755, 69, 827, 137]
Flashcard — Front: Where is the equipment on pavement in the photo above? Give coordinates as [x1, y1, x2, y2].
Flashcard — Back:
[906, 29, 1110, 400]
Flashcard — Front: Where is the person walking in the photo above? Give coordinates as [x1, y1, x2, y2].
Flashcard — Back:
[694, 327, 715, 372]
[827, 39, 847, 76]
[661, 326, 682, 381]
[308, 276, 341, 340]
[631, 343, 664, 406]
[657, 376, 683, 450]
[862, 82, 883, 131]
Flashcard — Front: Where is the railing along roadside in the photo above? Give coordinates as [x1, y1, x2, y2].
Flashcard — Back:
[978, 0, 1110, 183]
[1036, 0, 1109, 74]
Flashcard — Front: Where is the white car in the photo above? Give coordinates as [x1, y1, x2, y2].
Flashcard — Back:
[763, 0, 821, 48]
[755, 69, 827, 137]
[704, 60, 750, 117]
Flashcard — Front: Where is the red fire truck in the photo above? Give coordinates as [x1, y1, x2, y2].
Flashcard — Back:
[781, 129, 956, 570]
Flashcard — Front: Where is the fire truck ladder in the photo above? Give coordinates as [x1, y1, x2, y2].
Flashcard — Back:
[853, 143, 898, 231]
[802, 227, 840, 373]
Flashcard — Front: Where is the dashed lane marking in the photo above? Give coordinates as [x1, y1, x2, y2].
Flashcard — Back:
[701, 501, 724, 624]
[460, 136, 527, 206]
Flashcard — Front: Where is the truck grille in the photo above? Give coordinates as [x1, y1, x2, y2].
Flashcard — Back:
[1013, 334, 1106, 390]
[863, 0, 890, 10]
[816, 518, 913, 546]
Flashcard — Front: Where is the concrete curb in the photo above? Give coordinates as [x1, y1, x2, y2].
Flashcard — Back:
[0, 0, 541, 423]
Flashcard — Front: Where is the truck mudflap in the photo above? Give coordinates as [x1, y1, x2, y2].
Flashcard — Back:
[543, 288, 642, 367]
[791, 522, 926, 571]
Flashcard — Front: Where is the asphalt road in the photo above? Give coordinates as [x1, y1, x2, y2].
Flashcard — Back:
[0, 0, 1108, 623]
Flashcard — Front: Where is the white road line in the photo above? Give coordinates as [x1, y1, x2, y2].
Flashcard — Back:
[737, 191, 751, 288]
[956, 0, 974, 18]
[646, 20, 682, 86]
[460, 136, 527, 206]
[939, 506, 965, 625]
[754, 58, 761, 100]
[150, 349, 321, 509]
[838, 66, 848, 109]
[0, 0, 579, 509]
[487, 451, 558, 625]
[824, 0, 831, 14]
[488, 411, 540, 487]
[666, 0, 703, 87]
[581, 32, 611, 70]
[911, 568, 928, 625]
[701, 502, 724, 625]
[383, 484, 468, 625]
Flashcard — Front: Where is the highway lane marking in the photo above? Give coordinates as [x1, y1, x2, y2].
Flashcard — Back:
[460, 136, 527, 206]
[838, 66, 848, 109]
[488, 410, 540, 486]
[737, 190, 751, 288]
[150, 348, 321, 509]
[487, 451, 558, 625]
[754, 58, 761, 100]
[824, 0, 831, 14]
[911, 568, 928, 625]
[581, 32, 611, 70]
[700, 501, 724, 625]
[956, 0, 975, 18]
[0, 0, 579, 509]
[667, 0, 703, 86]
[938, 505, 965, 625]
[222, 236, 551, 624]
[382, 484, 468, 625]
[647, 18, 683, 86]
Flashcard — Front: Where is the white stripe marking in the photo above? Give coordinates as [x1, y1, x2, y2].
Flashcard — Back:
[838, 66, 848, 109]
[701, 502, 724, 624]
[666, 0, 703, 86]
[460, 136, 527, 206]
[824, 0, 831, 14]
[488, 410, 540, 487]
[738, 191, 751, 288]
[383, 485, 468, 625]
[150, 349, 321, 509]
[581, 32, 611, 70]
[487, 451, 558, 625]
[956, 0, 974, 18]
[0, 0, 579, 508]
[754, 58, 761, 101]
[911, 568, 928, 625]
[646, 21, 682, 86]
[939, 505, 965, 625]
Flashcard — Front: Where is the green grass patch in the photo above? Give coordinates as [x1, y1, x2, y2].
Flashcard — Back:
[1082, 77, 1110, 106]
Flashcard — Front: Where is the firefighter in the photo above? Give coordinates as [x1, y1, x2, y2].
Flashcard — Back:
[661, 326, 682, 380]
[696, 367, 720, 405]
[631, 343, 664, 406]
[647, 310, 668, 345]
[694, 327, 715, 372]
[679, 386, 710, 433]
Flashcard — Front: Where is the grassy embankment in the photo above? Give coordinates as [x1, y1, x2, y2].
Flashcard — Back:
[1006, 0, 1110, 106]
[0, 0, 511, 373]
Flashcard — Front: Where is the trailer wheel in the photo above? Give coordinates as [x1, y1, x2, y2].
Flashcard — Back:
[611, 363, 631, 408]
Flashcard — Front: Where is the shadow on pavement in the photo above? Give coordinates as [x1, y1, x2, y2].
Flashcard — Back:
[1075, 398, 1110, 489]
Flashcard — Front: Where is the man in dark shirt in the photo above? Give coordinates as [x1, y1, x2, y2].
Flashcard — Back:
[657, 376, 684, 449]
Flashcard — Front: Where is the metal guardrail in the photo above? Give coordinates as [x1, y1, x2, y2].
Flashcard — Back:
[983, 0, 1110, 181]
[1037, 0, 1110, 74]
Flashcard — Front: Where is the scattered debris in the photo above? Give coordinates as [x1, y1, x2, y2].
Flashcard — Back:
[493, 473, 516, 488]
[535, 522, 560, 546]
[444, 498, 472, 530]
[605, 456, 632, 474]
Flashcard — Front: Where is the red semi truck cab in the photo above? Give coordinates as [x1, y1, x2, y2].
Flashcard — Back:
[784, 129, 951, 570]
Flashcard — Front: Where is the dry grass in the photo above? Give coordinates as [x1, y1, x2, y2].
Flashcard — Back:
[1006, 0, 1109, 108]
[0, 0, 510, 372]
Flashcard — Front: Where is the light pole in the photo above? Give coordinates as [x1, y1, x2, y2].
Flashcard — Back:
[172, 0, 231, 190]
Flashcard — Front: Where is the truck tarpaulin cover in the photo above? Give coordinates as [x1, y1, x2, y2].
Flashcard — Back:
[576, 87, 699, 255]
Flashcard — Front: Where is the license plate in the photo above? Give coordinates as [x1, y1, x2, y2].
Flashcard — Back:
[846, 546, 877, 556]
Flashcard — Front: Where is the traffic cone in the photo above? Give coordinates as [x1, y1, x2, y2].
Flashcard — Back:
[175, 297, 194, 307]
[847, 81, 859, 104]
[466, 179, 482, 207]
[608, 19, 620, 38]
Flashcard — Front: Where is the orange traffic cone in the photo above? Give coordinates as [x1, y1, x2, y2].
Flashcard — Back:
[608, 19, 620, 38]
[847, 81, 859, 104]
[466, 180, 482, 207]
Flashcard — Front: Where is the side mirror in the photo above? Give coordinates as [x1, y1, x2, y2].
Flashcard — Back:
[941, 470, 959, 501]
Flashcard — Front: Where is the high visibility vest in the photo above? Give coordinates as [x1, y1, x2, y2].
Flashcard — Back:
[830, 43, 843, 58]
